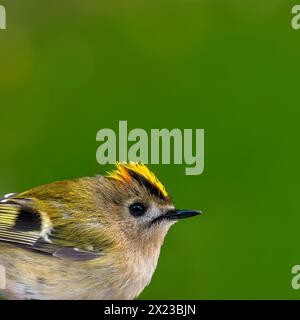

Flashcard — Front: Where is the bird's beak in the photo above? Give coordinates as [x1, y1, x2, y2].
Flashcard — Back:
[164, 209, 202, 220]
[151, 209, 202, 225]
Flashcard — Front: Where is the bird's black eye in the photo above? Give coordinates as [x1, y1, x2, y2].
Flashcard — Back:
[129, 203, 147, 217]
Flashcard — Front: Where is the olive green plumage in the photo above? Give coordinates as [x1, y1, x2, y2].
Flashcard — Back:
[0, 163, 200, 300]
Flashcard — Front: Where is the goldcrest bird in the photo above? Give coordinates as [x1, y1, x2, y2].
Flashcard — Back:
[0, 162, 201, 300]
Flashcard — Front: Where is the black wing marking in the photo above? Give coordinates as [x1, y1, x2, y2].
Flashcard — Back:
[0, 197, 103, 261]
[0, 199, 42, 247]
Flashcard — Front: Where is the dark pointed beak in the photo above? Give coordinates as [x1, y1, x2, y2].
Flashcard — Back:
[164, 209, 202, 220]
[151, 209, 202, 225]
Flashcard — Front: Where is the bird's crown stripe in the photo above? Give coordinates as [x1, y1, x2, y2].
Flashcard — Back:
[106, 162, 168, 199]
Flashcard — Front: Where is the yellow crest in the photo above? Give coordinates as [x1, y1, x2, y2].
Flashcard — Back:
[106, 162, 168, 199]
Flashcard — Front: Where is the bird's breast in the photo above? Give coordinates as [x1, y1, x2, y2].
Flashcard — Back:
[117, 245, 162, 299]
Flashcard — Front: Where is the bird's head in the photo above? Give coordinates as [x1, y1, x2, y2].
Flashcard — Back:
[94, 162, 201, 247]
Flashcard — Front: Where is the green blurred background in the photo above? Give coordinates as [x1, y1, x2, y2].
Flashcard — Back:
[0, 0, 299, 299]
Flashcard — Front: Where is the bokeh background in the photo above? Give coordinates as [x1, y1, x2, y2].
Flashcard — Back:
[0, 0, 299, 299]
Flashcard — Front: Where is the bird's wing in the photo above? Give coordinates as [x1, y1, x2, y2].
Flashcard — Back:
[0, 194, 104, 261]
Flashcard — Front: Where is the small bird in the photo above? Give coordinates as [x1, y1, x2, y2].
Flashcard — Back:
[0, 162, 201, 300]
